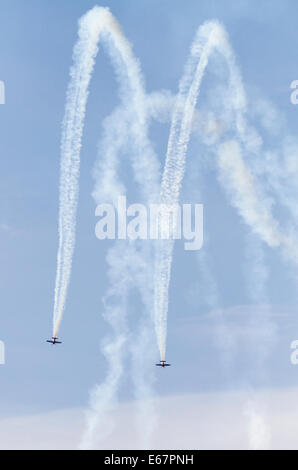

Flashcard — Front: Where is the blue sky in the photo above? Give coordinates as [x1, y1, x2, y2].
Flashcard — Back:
[1, 0, 298, 449]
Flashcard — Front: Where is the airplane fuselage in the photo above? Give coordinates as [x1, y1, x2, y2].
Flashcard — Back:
[46, 336, 62, 345]
[156, 360, 171, 367]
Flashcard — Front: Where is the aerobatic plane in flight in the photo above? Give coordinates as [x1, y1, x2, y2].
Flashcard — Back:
[155, 360, 171, 367]
[46, 336, 62, 345]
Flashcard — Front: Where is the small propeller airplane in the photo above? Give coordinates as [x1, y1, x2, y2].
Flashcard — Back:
[46, 336, 62, 345]
[155, 360, 171, 367]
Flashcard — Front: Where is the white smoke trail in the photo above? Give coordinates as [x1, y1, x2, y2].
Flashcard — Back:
[154, 16, 298, 363]
[53, 7, 106, 337]
[53, 5, 159, 338]
[154, 22, 223, 361]
[79, 241, 131, 449]
[244, 393, 271, 450]
[243, 238, 273, 449]
[153, 20, 286, 448]
[84, 108, 159, 447]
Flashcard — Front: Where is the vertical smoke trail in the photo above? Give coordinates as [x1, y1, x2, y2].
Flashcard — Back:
[53, 7, 106, 337]
[83, 105, 159, 447]
[244, 396, 271, 450]
[53, 5, 160, 335]
[79, 241, 131, 449]
[129, 243, 158, 449]
[154, 17, 298, 362]
[243, 238, 273, 450]
[155, 21, 224, 361]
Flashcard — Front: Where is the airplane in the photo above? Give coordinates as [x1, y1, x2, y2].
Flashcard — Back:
[155, 360, 171, 367]
[46, 336, 62, 345]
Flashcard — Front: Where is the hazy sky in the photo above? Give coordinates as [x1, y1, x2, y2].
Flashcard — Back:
[1, 0, 298, 449]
